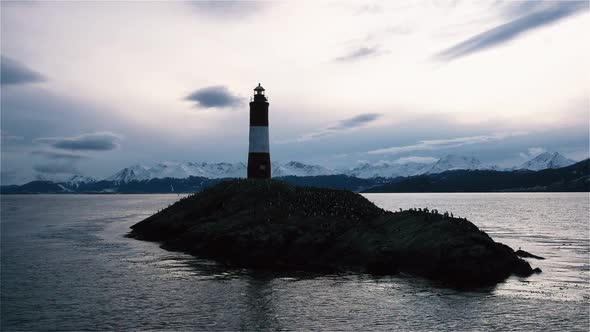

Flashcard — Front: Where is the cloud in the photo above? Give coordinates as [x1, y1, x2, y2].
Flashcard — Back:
[286, 113, 382, 143]
[332, 153, 349, 159]
[355, 4, 383, 15]
[185, 86, 243, 109]
[527, 146, 546, 156]
[500, 1, 548, 18]
[334, 46, 380, 62]
[188, 1, 267, 18]
[31, 143, 94, 178]
[31, 150, 88, 161]
[366, 156, 439, 166]
[34, 132, 121, 151]
[368, 132, 527, 155]
[519, 146, 547, 159]
[33, 163, 79, 175]
[1, 56, 45, 85]
[394, 156, 438, 164]
[327, 113, 382, 130]
[436, 1, 588, 61]
[0, 130, 24, 141]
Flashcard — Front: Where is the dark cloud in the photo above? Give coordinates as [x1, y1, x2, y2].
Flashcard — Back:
[34, 132, 120, 151]
[1, 86, 134, 148]
[32, 152, 83, 177]
[31, 150, 88, 161]
[33, 163, 79, 175]
[185, 86, 243, 109]
[1, 56, 45, 85]
[436, 1, 588, 61]
[334, 47, 380, 62]
[328, 113, 382, 130]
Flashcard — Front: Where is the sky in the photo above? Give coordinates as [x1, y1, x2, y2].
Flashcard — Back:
[1, 0, 589, 184]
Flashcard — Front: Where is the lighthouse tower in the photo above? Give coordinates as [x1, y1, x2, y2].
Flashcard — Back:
[247, 83, 271, 179]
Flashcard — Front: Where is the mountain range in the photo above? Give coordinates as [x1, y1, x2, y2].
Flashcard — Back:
[101, 152, 576, 182]
[1, 152, 584, 194]
[517, 152, 576, 171]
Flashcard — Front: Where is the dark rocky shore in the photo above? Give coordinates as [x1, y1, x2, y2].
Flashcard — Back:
[129, 179, 538, 286]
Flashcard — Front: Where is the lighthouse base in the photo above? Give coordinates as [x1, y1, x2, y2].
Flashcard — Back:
[247, 152, 271, 179]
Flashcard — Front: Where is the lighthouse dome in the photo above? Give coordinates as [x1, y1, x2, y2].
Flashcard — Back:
[254, 83, 265, 92]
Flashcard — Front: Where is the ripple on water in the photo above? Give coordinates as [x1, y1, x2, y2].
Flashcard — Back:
[1, 193, 589, 331]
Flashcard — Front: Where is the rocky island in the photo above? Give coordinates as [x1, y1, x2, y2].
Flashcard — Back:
[129, 179, 539, 286]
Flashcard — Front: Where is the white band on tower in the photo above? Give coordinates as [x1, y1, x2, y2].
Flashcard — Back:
[249, 126, 269, 153]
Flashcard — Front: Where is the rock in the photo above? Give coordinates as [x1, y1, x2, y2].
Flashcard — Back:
[129, 179, 535, 286]
[515, 249, 545, 260]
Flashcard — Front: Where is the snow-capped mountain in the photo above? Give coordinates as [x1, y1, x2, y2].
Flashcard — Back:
[105, 161, 336, 182]
[106, 162, 247, 182]
[345, 161, 432, 179]
[65, 175, 97, 186]
[424, 155, 497, 174]
[105, 156, 500, 182]
[272, 161, 336, 177]
[519, 152, 575, 171]
[20, 153, 578, 186]
[345, 155, 498, 179]
[34, 173, 96, 185]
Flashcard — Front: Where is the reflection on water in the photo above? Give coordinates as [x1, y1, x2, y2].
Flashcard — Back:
[364, 193, 590, 303]
[1, 193, 589, 331]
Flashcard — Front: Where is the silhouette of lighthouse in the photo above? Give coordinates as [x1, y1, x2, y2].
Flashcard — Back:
[247, 83, 271, 179]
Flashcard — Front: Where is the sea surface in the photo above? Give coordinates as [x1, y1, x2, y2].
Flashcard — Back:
[1, 193, 589, 331]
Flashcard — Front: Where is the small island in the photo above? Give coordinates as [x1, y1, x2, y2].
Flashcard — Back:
[129, 179, 538, 286]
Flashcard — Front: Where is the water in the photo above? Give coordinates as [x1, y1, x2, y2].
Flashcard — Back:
[1, 193, 588, 331]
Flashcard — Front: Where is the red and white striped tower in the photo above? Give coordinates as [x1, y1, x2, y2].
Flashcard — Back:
[247, 83, 271, 179]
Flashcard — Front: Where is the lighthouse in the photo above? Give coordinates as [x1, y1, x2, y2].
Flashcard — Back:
[247, 83, 271, 179]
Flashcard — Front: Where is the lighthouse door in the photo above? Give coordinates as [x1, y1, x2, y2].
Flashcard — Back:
[259, 163, 267, 177]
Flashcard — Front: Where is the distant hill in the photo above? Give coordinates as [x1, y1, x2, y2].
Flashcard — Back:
[0, 181, 69, 194]
[363, 159, 590, 193]
[0, 176, 221, 194]
[278, 175, 386, 191]
[0, 175, 379, 194]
